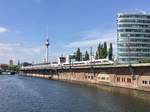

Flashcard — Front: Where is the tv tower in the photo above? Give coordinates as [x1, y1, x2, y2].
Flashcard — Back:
[45, 32, 50, 63]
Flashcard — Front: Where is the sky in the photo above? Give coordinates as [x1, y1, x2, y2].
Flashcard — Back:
[0, 0, 149, 64]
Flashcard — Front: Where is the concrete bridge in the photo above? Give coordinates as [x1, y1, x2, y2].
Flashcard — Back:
[20, 63, 150, 92]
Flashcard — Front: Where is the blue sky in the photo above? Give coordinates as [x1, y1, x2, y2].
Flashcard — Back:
[0, 0, 149, 64]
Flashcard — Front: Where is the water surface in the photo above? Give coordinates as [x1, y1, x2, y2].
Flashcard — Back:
[0, 75, 150, 112]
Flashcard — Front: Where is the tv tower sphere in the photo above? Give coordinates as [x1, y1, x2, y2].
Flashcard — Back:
[45, 39, 50, 46]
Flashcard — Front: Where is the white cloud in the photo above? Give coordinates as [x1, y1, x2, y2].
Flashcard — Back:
[0, 42, 42, 64]
[31, 47, 41, 53]
[66, 38, 104, 48]
[0, 43, 20, 51]
[65, 29, 117, 56]
[66, 29, 117, 48]
[0, 27, 9, 33]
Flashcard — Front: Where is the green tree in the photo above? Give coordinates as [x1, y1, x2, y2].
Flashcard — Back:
[83, 51, 89, 61]
[98, 43, 103, 59]
[75, 48, 82, 61]
[95, 43, 104, 59]
[108, 43, 113, 60]
[96, 43, 100, 59]
[8, 65, 19, 72]
[96, 44, 100, 59]
[95, 51, 99, 59]
[103, 42, 107, 58]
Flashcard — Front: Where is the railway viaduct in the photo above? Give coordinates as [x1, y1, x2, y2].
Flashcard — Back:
[20, 63, 150, 92]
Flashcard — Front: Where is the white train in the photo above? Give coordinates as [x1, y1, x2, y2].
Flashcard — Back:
[21, 59, 114, 69]
[61, 59, 114, 67]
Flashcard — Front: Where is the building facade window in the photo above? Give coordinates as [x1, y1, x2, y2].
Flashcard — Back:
[117, 13, 150, 64]
[91, 76, 94, 79]
[127, 78, 131, 83]
[117, 77, 120, 82]
[85, 76, 87, 79]
[122, 78, 126, 82]
[142, 80, 148, 84]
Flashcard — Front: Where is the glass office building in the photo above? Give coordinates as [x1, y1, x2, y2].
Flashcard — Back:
[117, 13, 150, 64]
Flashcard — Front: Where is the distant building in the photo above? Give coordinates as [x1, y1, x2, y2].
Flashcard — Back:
[58, 54, 76, 64]
[58, 57, 66, 64]
[9, 59, 13, 65]
[117, 12, 150, 64]
[0, 64, 8, 70]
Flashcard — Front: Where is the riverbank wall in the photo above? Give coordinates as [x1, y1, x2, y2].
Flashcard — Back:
[20, 63, 150, 92]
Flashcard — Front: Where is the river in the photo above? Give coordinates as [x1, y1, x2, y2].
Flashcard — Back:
[0, 75, 150, 112]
